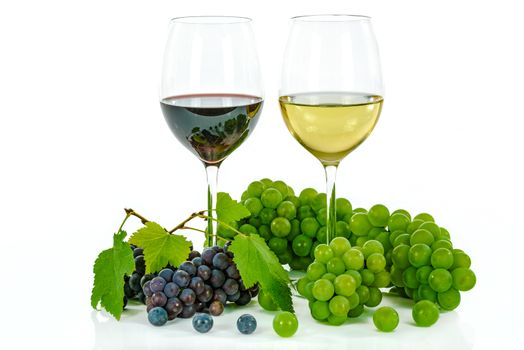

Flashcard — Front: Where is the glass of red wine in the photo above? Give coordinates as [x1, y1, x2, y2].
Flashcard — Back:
[160, 16, 264, 246]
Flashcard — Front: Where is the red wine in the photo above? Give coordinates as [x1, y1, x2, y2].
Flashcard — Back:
[161, 94, 263, 165]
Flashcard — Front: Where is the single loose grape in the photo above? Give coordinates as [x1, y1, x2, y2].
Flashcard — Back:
[311, 300, 331, 321]
[311, 193, 327, 212]
[299, 188, 318, 206]
[329, 295, 351, 316]
[451, 252, 471, 269]
[418, 284, 437, 302]
[365, 287, 382, 307]
[344, 270, 362, 288]
[306, 261, 327, 281]
[273, 312, 298, 337]
[437, 288, 461, 310]
[342, 248, 365, 270]
[416, 266, 433, 285]
[367, 253, 387, 273]
[192, 313, 214, 333]
[451, 268, 476, 291]
[237, 314, 257, 334]
[312, 279, 335, 301]
[261, 188, 283, 209]
[408, 244, 432, 267]
[368, 204, 390, 227]
[350, 213, 373, 236]
[334, 274, 357, 297]
[247, 181, 266, 198]
[431, 248, 454, 269]
[258, 289, 278, 311]
[360, 269, 375, 286]
[414, 213, 435, 222]
[392, 244, 411, 269]
[388, 213, 410, 232]
[271, 180, 289, 197]
[277, 201, 297, 220]
[372, 271, 391, 288]
[301, 217, 320, 238]
[292, 235, 313, 257]
[330, 236, 352, 256]
[270, 217, 291, 238]
[428, 268, 453, 293]
[412, 300, 439, 327]
[336, 198, 352, 219]
[373, 306, 399, 332]
[326, 257, 346, 275]
[362, 240, 385, 259]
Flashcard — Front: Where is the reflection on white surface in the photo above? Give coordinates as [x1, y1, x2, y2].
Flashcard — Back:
[92, 295, 474, 350]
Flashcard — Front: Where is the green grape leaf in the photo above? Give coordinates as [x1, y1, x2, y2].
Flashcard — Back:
[128, 221, 191, 274]
[216, 192, 251, 223]
[91, 230, 135, 320]
[229, 233, 294, 312]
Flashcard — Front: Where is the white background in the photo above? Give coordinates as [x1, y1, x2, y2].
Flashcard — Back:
[1, 0, 523, 349]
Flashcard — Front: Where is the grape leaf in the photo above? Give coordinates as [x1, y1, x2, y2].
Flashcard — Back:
[216, 192, 251, 223]
[91, 230, 135, 320]
[230, 233, 294, 312]
[128, 221, 191, 274]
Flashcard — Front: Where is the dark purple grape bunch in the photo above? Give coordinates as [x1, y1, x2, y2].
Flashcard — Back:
[143, 243, 259, 325]
[123, 244, 152, 308]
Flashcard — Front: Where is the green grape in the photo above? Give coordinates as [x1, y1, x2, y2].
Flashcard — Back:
[241, 190, 249, 201]
[365, 287, 382, 307]
[432, 239, 453, 251]
[277, 201, 297, 220]
[287, 186, 295, 196]
[271, 180, 289, 197]
[414, 213, 435, 222]
[311, 193, 327, 212]
[412, 300, 439, 327]
[311, 300, 331, 320]
[431, 248, 454, 269]
[217, 220, 238, 239]
[412, 287, 421, 302]
[451, 251, 471, 269]
[389, 230, 404, 245]
[292, 235, 313, 257]
[329, 237, 352, 256]
[239, 223, 258, 235]
[393, 233, 411, 247]
[344, 270, 362, 288]
[259, 178, 273, 187]
[299, 188, 318, 206]
[342, 248, 365, 270]
[387, 213, 410, 232]
[287, 219, 301, 241]
[367, 253, 386, 273]
[302, 281, 315, 301]
[356, 285, 370, 304]
[361, 269, 375, 286]
[278, 248, 293, 264]
[385, 250, 393, 267]
[362, 240, 385, 259]
[270, 217, 291, 238]
[312, 279, 335, 301]
[416, 266, 433, 285]
[410, 229, 435, 246]
[334, 274, 357, 297]
[259, 207, 276, 225]
[247, 181, 266, 198]
[375, 232, 392, 253]
[402, 266, 420, 289]
[326, 257, 346, 275]
[244, 197, 263, 216]
[336, 198, 352, 220]
[404, 287, 414, 299]
[408, 244, 432, 267]
[297, 205, 315, 220]
[297, 277, 310, 297]
[428, 268, 453, 293]
[367, 227, 384, 239]
[437, 227, 451, 240]
[306, 261, 327, 281]
[352, 246, 364, 254]
[273, 312, 298, 337]
[298, 254, 313, 269]
[349, 234, 358, 246]
[355, 237, 368, 247]
[372, 271, 391, 288]
[258, 224, 272, 240]
[418, 284, 437, 302]
[268, 237, 287, 254]
[321, 272, 336, 282]
[310, 241, 320, 260]
[392, 209, 411, 221]
[285, 195, 300, 209]
[316, 208, 327, 226]
[418, 221, 441, 240]
[451, 268, 476, 291]
[373, 306, 399, 332]
[329, 295, 350, 317]
[406, 219, 424, 234]
[437, 288, 461, 310]
[314, 244, 334, 264]
[258, 288, 278, 311]
[347, 292, 360, 309]
[348, 304, 365, 318]
[261, 188, 283, 209]
[368, 204, 390, 227]
[335, 221, 350, 238]
[353, 208, 368, 214]
[316, 226, 327, 243]
[392, 244, 411, 269]
[390, 265, 405, 287]
[327, 314, 347, 325]
[248, 216, 262, 228]
[350, 213, 372, 236]
[301, 217, 320, 238]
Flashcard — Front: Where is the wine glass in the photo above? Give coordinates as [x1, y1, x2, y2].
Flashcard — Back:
[160, 16, 264, 246]
[279, 15, 384, 243]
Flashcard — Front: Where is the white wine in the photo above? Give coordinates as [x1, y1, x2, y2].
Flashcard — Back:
[279, 92, 383, 165]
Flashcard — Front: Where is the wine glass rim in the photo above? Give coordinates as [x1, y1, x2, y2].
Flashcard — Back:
[291, 14, 371, 22]
[170, 16, 252, 24]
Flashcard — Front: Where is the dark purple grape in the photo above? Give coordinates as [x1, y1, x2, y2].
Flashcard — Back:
[150, 277, 167, 293]
[124, 282, 135, 298]
[151, 292, 167, 307]
[248, 284, 259, 298]
[210, 269, 226, 288]
[137, 292, 146, 304]
[212, 288, 227, 305]
[201, 248, 216, 265]
[212, 253, 229, 270]
[225, 264, 240, 279]
[146, 297, 154, 313]
[158, 268, 174, 282]
[227, 291, 241, 302]
[189, 250, 201, 260]
[164, 282, 180, 298]
[238, 279, 247, 291]
[192, 257, 203, 267]
[197, 284, 213, 303]
[129, 273, 142, 292]
[179, 288, 196, 305]
[225, 251, 234, 259]
[235, 291, 251, 306]
[140, 274, 155, 288]
[123, 296, 128, 309]
[172, 270, 191, 288]
[190, 277, 205, 295]
[209, 301, 224, 316]
[195, 300, 205, 312]
[179, 261, 197, 276]
[223, 279, 239, 296]
[133, 247, 144, 258]
[180, 304, 197, 318]
[197, 265, 211, 281]
[134, 255, 145, 274]
[165, 297, 183, 319]
[143, 281, 153, 297]
[212, 245, 222, 253]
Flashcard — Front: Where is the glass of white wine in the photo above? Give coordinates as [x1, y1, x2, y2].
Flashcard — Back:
[279, 15, 384, 243]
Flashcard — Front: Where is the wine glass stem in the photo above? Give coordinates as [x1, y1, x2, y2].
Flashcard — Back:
[324, 164, 338, 244]
[205, 164, 220, 247]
